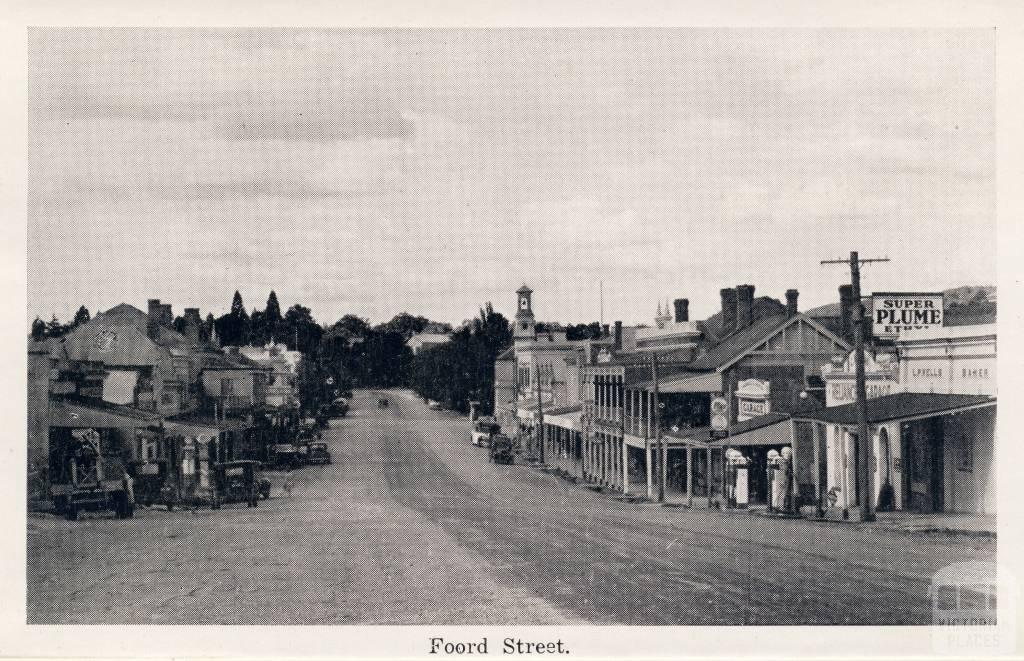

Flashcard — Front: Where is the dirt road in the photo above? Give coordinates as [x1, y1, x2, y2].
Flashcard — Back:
[27, 389, 994, 624]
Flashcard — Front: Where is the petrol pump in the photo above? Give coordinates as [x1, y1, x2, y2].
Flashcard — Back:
[725, 448, 750, 509]
[766, 447, 794, 514]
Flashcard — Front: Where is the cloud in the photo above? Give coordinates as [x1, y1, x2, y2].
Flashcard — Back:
[214, 92, 413, 143]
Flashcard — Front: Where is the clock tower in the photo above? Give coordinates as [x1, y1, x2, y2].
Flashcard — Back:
[514, 284, 536, 341]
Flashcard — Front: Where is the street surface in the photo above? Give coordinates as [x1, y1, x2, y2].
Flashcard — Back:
[28, 390, 994, 624]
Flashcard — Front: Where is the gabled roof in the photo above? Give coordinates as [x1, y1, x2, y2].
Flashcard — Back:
[495, 346, 515, 361]
[794, 392, 995, 425]
[699, 296, 787, 343]
[91, 304, 194, 349]
[689, 313, 851, 372]
[689, 314, 790, 371]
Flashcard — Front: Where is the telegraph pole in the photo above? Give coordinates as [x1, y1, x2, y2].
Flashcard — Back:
[652, 351, 664, 503]
[535, 359, 545, 465]
[821, 251, 890, 522]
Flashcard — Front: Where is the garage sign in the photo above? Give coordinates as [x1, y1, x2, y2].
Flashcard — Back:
[871, 292, 944, 339]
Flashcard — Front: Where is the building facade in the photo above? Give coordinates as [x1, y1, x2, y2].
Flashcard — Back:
[801, 323, 996, 516]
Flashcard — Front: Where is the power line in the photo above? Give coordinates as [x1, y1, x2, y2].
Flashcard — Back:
[820, 251, 890, 522]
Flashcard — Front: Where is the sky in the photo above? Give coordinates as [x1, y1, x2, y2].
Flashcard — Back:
[28, 28, 995, 327]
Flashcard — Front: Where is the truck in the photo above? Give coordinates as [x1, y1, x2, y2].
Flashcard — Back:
[50, 428, 135, 520]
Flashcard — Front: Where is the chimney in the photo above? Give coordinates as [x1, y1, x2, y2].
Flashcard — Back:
[673, 298, 689, 323]
[736, 284, 755, 330]
[146, 299, 161, 341]
[602, 323, 610, 338]
[184, 307, 201, 345]
[720, 288, 737, 335]
[785, 289, 799, 317]
[839, 284, 854, 339]
[613, 321, 622, 351]
[159, 303, 173, 327]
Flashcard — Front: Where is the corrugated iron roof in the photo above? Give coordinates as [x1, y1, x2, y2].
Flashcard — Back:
[688, 314, 791, 371]
[794, 392, 995, 425]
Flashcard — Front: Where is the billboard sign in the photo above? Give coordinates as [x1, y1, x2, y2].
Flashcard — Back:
[871, 292, 944, 339]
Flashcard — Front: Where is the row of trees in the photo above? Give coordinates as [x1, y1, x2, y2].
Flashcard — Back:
[209, 291, 323, 352]
[406, 303, 512, 415]
[30, 306, 92, 340]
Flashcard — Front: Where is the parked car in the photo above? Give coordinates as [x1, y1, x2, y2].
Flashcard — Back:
[305, 441, 332, 465]
[210, 460, 262, 508]
[471, 417, 500, 447]
[132, 459, 172, 508]
[489, 434, 515, 465]
[330, 397, 349, 417]
[427, 400, 443, 411]
[273, 442, 301, 468]
[298, 421, 321, 441]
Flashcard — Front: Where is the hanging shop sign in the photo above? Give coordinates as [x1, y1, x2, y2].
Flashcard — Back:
[871, 292, 944, 338]
[735, 379, 770, 422]
[710, 396, 729, 432]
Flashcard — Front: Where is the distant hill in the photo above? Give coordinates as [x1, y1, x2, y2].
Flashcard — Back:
[805, 286, 996, 326]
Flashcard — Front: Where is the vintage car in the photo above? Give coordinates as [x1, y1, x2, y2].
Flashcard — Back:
[471, 417, 500, 447]
[132, 459, 177, 509]
[488, 434, 515, 465]
[427, 400, 443, 411]
[298, 421, 322, 441]
[305, 441, 332, 465]
[211, 460, 262, 508]
[329, 397, 349, 417]
[272, 442, 301, 468]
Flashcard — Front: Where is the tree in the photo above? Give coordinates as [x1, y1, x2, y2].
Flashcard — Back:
[172, 315, 188, 335]
[30, 317, 46, 340]
[219, 291, 251, 346]
[565, 322, 603, 341]
[264, 291, 283, 342]
[283, 304, 322, 352]
[72, 305, 91, 328]
[45, 315, 68, 339]
[375, 312, 431, 341]
[249, 309, 266, 346]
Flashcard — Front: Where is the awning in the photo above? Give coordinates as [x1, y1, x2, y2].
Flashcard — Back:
[792, 392, 996, 426]
[164, 416, 251, 439]
[634, 372, 722, 394]
[48, 398, 162, 429]
[710, 417, 793, 448]
[543, 410, 582, 432]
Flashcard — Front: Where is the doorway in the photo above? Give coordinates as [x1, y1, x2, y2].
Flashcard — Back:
[903, 417, 945, 513]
